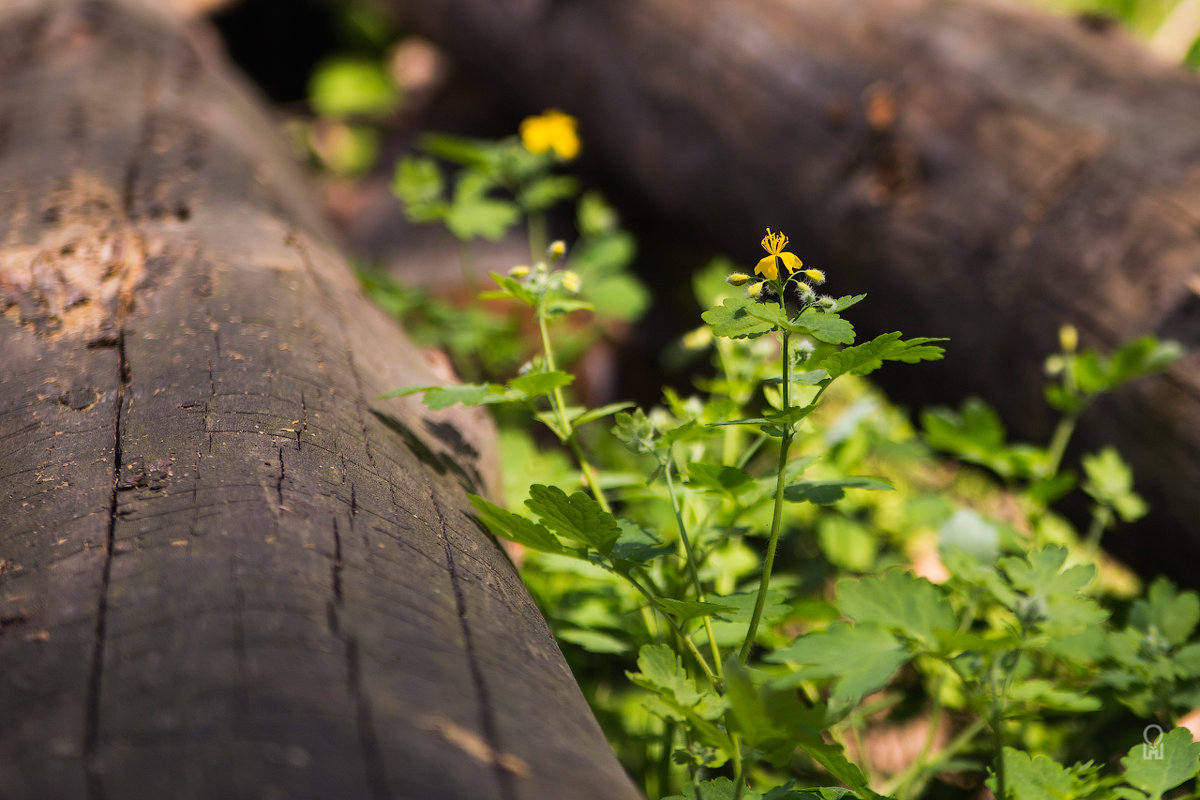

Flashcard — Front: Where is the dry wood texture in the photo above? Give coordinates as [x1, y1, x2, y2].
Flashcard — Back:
[391, 0, 1200, 577]
[0, 1, 641, 798]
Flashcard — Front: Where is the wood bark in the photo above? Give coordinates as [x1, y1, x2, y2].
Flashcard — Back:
[390, 0, 1200, 579]
[0, 1, 641, 798]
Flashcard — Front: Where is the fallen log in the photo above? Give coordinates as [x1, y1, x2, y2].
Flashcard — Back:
[389, 0, 1200, 580]
[0, 1, 641, 798]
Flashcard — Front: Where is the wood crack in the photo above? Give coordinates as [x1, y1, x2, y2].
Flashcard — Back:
[83, 328, 126, 800]
[431, 492, 516, 800]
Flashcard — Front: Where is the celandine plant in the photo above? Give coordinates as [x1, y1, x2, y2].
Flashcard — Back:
[378, 113, 1200, 800]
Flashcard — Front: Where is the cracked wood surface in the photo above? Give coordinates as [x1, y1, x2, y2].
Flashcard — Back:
[0, 1, 641, 798]
[391, 0, 1200, 579]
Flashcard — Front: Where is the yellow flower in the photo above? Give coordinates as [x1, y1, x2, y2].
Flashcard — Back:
[519, 110, 580, 159]
[755, 229, 803, 282]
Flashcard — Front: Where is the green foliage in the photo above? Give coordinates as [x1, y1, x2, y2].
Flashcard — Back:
[370, 115, 1197, 800]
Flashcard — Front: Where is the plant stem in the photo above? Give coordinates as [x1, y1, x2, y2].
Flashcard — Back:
[537, 303, 612, 512]
[739, 330, 792, 662]
[625, 573, 719, 687]
[665, 451, 724, 679]
[528, 212, 547, 265]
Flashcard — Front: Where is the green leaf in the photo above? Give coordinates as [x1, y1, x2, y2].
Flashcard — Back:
[628, 644, 728, 728]
[483, 272, 538, 307]
[467, 494, 568, 555]
[686, 463, 757, 497]
[1130, 578, 1200, 646]
[1120, 728, 1200, 800]
[702, 296, 779, 338]
[989, 749, 1075, 800]
[835, 570, 956, 646]
[1082, 447, 1148, 522]
[518, 175, 580, 212]
[391, 157, 447, 222]
[571, 401, 636, 428]
[525, 484, 622, 555]
[309, 57, 398, 118]
[379, 383, 511, 409]
[557, 628, 630, 655]
[1076, 336, 1183, 394]
[507, 370, 574, 398]
[609, 520, 673, 570]
[819, 333, 947, 378]
[829, 294, 867, 313]
[768, 622, 910, 709]
[784, 476, 893, 505]
[419, 132, 497, 171]
[656, 598, 739, 624]
[817, 515, 878, 572]
[445, 172, 521, 240]
[723, 659, 826, 767]
[663, 778, 744, 800]
[799, 740, 885, 799]
[786, 308, 855, 344]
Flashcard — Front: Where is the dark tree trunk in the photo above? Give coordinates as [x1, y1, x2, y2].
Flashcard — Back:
[390, 0, 1200, 581]
[0, 2, 640, 798]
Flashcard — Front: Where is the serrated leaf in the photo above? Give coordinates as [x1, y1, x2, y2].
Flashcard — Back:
[609, 520, 672, 570]
[656, 598, 739, 624]
[836, 570, 956, 646]
[702, 296, 779, 338]
[988, 749, 1075, 800]
[1130, 578, 1200, 646]
[467, 494, 568, 555]
[629, 644, 728, 723]
[391, 156, 446, 222]
[526, 484, 621, 555]
[800, 740, 885, 799]
[786, 308, 855, 344]
[380, 383, 507, 409]
[829, 294, 867, 313]
[484, 271, 538, 307]
[1121, 728, 1200, 800]
[724, 659, 826, 767]
[819, 332, 947, 378]
[507, 370, 574, 398]
[768, 622, 910, 709]
[686, 463, 757, 497]
[1082, 447, 1147, 522]
[784, 477, 893, 505]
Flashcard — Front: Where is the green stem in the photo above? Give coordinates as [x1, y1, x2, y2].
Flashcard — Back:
[887, 717, 988, 800]
[664, 451, 724, 679]
[456, 239, 478, 297]
[739, 330, 792, 662]
[625, 573, 719, 687]
[537, 303, 612, 513]
[528, 212, 547, 265]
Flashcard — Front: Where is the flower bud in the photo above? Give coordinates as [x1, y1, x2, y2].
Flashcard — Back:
[508, 265, 531, 278]
[560, 270, 581, 293]
[726, 272, 751, 286]
[802, 268, 826, 284]
[1059, 324, 1078, 353]
[548, 240, 567, 261]
[746, 281, 766, 299]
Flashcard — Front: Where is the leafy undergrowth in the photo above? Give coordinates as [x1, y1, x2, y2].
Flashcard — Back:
[362, 112, 1199, 800]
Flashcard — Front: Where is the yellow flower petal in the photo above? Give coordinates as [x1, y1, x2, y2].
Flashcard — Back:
[519, 110, 580, 159]
[778, 251, 803, 278]
[755, 255, 779, 282]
